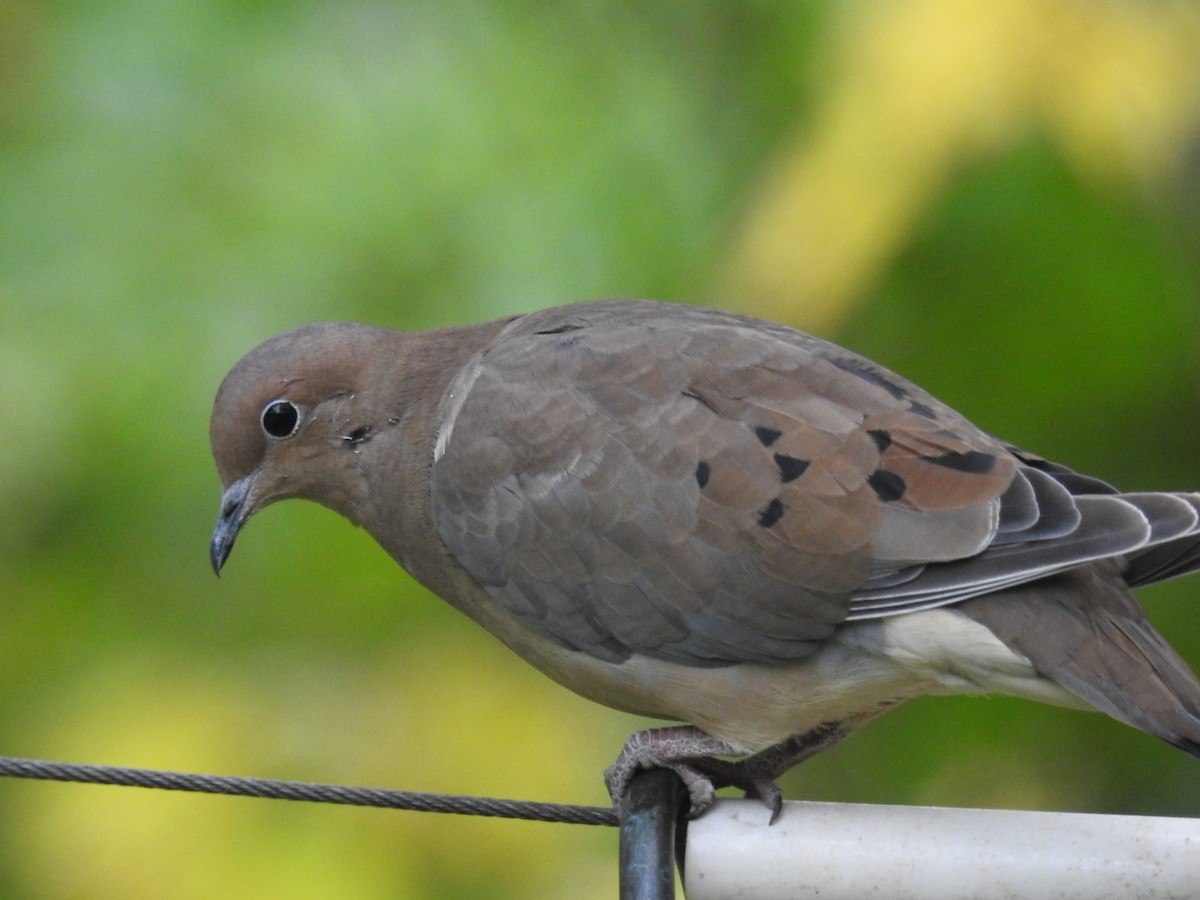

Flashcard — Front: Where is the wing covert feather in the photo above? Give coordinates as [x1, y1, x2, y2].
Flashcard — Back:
[430, 301, 1200, 666]
[431, 301, 1022, 664]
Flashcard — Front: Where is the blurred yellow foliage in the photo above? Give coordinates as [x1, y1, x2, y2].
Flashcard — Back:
[724, 0, 1200, 332]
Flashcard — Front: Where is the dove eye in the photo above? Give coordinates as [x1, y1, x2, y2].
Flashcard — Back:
[260, 399, 301, 439]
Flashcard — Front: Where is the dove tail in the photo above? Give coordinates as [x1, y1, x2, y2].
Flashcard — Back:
[958, 560, 1200, 758]
[1124, 531, 1200, 588]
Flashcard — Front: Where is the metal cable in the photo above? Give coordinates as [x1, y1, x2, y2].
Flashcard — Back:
[0, 755, 619, 827]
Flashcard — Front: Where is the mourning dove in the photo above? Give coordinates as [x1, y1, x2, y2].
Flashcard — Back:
[210, 299, 1200, 820]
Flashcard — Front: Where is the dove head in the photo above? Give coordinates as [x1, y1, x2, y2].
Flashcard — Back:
[209, 322, 389, 574]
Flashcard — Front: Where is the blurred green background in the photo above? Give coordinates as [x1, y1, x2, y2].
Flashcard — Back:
[3, 1, 1200, 897]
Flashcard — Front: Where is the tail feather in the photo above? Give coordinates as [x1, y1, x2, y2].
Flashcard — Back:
[1002, 446, 1200, 588]
[1125, 536, 1200, 589]
[958, 559, 1200, 758]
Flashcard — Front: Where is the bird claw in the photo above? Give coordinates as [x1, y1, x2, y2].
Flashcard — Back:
[740, 775, 784, 824]
[604, 756, 717, 819]
[605, 723, 854, 824]
[678, 755, 787, 822]
[604, 744, 785, 822]
[604, 726, 738, 819]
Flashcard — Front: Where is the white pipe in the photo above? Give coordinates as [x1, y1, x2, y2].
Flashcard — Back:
[683, 799, 1200, 900]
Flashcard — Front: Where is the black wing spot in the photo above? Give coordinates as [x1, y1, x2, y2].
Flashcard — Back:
[773, 453, 810, 483]
[828, 357, 908, 400]
[867, 470, 907, 502]
[695, 460, 711, 489]
[754, 425, 783, 447]
[923, 450, 996, 474]
[867, 429, 892, 453]
[758, 498, 785, 528]
[907, 400, 937, 419]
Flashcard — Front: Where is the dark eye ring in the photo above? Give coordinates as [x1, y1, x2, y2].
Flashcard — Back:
[260, 399, 301, 439]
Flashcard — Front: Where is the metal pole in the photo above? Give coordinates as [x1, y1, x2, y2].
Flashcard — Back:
[684, 798, 1200, 899]
[618, 769, 686, 900]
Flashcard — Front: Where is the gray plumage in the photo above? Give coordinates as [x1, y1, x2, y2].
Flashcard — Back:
[209, 299, 1200, 815]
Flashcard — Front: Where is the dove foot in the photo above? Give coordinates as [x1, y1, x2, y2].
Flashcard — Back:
[604, 726, 740, 819]
[606, 722, 854, 823]
[693, 722, 850, 824]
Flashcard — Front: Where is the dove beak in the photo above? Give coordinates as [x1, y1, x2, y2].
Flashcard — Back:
[211, 474, 256, 575]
